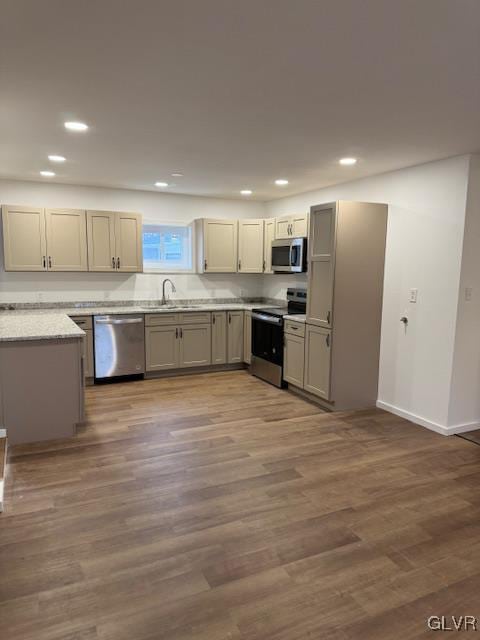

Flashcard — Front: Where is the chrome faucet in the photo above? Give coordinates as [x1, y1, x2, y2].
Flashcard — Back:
[161, 278, 176, 305]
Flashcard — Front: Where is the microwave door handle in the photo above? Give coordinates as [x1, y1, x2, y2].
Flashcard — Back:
[289, 244, 294, 266]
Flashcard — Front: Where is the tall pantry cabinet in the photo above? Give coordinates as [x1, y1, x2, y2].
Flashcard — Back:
[304, 201, 388, 410]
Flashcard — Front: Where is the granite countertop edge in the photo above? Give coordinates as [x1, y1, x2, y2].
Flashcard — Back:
[0, 300, 283, 342]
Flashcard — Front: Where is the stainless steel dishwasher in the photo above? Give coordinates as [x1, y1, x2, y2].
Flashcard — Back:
[94, 315, 145, 380]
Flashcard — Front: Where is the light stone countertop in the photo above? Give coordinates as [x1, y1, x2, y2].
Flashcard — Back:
[0, 301, 276, 342]
[284, 314, 307, 323]
[0, 314, 85, 343]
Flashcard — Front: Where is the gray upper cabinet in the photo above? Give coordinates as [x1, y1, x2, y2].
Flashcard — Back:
[275, 213, 309, 239]
[2, 205, 47, 271]
[87, 210, 143, 273]
[45, 208, 88, 271]
[2, 206, 142, 273]
[306, 203, 336, 328]
[196, 218, 238, 273]
[238, 219, 264, 273]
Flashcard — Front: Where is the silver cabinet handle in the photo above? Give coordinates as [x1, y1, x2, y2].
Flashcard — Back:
[238, 260, 242, 270]
[263, 259, 266, 272]
[327, 310, 331, 325]
[204, 259, 207, 270]
[117, 257, 120, 269]
[42, 255, 46, 269]
[176, 327, 178, 338]
[48, 256, 52, 268]
[228, 313, 231, 324]
[212, 315, 216, 325]
[326, 333, 330, 347]
[95, 318, 143, 325]
[180, 327, 183, 338]
[112, 257, 116, 269]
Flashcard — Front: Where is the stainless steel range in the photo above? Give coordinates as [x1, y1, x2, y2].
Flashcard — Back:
[250, 288, 307, 388]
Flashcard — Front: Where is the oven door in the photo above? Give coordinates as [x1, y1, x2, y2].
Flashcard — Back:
[251, 313, 284, 365]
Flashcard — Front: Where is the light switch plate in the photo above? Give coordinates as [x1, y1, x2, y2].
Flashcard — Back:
[409, 288, 418, 303]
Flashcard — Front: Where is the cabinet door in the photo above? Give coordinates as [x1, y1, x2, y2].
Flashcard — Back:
[243, 311, 252, 364]
[291, 213, 309, 238]
[45, 209, 88, 271]
[2, 205, 46, 271]
[263, 219, 275, 273]
[84, 329, 94, 378]
[115, 212, 143, 272]
[238, 219, 264, 273]
[306, 204, 336, 328]
[227, 311, 244, 363]
[145, 326, 179, 371]
[283, 333, 305, 388]
[212, 312, 227, 364]
[87, 211, 116, 272]
[275, 216, 291, 240]
[203, 219, 238, 272]
[304, 325, 331, 400]
[179, 324, 212, 368]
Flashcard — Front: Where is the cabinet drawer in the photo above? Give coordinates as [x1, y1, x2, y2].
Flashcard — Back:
[284, 320, 305, 337]
[178, 312, 211, 324]
[145, 313, 179, 326]
[70, 315, 93, 330]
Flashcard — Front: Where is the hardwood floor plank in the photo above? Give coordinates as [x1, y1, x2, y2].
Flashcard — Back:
[3, 370, 480, 639]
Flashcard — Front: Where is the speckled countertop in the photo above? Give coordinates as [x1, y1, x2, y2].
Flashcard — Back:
[0, 300, 278, 342]
[0, 314, 85, 343]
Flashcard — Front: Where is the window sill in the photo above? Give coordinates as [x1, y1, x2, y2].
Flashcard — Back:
[143, 268, 196, 275]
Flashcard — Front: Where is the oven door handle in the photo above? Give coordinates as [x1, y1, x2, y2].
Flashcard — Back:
[251, 312, 283, 325]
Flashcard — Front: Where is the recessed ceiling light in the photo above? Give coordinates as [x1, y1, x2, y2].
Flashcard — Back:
[275, 179, 289, 186]
[64, 121, 88, 132]
[40, 170, 55, 177]
[48, 154, 66, 163]
[171, 172, 183, 177]
[339, 157, 357, 166]
[155, 181, 169, 188]
[240, 190, 253, 196]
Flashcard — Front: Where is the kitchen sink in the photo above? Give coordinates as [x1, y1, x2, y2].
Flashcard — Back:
[142, 305, 201, 311]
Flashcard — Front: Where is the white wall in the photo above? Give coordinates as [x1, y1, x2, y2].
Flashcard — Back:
[448, 155, 480, 430]
[0, 180, 266, 302]
[265, 155, 471, 432]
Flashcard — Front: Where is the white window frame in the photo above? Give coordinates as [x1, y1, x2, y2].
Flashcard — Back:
[142, 221, 195, 274]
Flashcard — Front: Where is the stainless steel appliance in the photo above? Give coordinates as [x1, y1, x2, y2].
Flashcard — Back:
[94, 315, 145, 380]
[250, 288, 307, 387]
[271, 237, 307, 273]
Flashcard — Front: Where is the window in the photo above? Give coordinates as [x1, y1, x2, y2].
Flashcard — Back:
[142, 223, 193, 272]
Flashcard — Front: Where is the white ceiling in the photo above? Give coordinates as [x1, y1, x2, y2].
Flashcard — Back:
[1, 0, 479, 201]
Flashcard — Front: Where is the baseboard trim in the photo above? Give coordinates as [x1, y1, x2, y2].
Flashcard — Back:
[145, 363, 246, 379]
[376, 401, 480, 436]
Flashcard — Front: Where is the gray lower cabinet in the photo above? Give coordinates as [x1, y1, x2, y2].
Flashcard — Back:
[283, 332, 305, 389]
[227, 311, 244, 363]
[243, 311, 252, 364]
[146, 322, 212, 371]
[145, 325, 178, 371]
[179, 324, 212, 367]
[70, 315, 94, 378]
[212, 312, 227, 364]
[304, 324, 331, 400]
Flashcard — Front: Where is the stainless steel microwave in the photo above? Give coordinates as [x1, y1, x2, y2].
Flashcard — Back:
[271, 238, 307, 273]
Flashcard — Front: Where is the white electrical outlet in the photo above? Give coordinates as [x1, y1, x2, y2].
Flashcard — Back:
[465, 287, 473, 302]
[409, 288, 418, 303]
